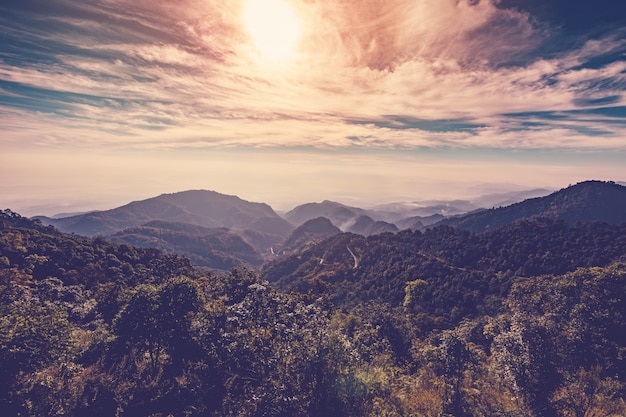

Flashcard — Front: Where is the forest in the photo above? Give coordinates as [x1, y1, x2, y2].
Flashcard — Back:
[1, 208, 625, 416]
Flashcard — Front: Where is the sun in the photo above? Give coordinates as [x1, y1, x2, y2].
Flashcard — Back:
[243, 0, 302, 64]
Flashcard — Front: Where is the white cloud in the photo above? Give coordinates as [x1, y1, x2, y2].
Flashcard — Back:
[1, 0, 626, 153]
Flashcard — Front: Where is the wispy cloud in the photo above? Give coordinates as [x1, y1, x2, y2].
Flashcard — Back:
[2, 0, 625, 151]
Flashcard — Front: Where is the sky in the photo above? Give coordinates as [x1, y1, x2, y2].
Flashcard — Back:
[1, 0, 625, 216]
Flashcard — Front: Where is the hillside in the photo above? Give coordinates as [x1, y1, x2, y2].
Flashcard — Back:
[262, 218, 626, 323]
[284, 200, 377, 229]
[2, 208, 626, 416]
[278, 217, 342, 253]
[347, 215, 399, 236]
[109, 221, 264, 270]
[34, 190, 294, 265]
[394, 213, 445, 230]
[0, 210, 193, 290]
[37, 190, 294, 238]
[438, 180, 626, 232]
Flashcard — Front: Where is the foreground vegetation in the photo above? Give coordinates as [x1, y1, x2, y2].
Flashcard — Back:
[1, 209, 625, 416]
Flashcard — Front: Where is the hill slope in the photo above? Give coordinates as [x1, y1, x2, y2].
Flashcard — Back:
[284, 200, 377, 229]
[108, 221, 264, 269]
[262, 218, 626, 323]
[35, 191, 294, 261]
[438, 181, 626, 232]
[278, 217, 342, 253]
[38, 190, 294, 238]
[347, 215, 399, 236]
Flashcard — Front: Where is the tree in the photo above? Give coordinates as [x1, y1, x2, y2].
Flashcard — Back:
[0, 301, 72, 413]
[403, 278, 428, 310]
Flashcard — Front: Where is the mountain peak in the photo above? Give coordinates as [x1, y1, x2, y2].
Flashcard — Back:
[38, 190, 290, 237]
[347, 215, 399, 236]
[278, 217, 342, 253]
[285, 201, 377, 228]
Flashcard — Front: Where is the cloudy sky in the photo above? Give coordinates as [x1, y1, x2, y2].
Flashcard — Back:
[1, 0, 625, 215]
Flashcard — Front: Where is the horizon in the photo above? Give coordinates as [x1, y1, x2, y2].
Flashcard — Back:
[2, 0, 626, 216]
[8, 179, 626, 219]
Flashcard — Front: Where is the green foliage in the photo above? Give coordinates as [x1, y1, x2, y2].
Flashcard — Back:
[264, 218, 626, 327]
[403, 278, 428, 309]
[109, 222, 264, 270]
[1, 209, 626, 416]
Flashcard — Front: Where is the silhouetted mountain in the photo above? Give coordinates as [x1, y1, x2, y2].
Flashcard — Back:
[437, 181, 626, 232]
[284, 200, 377, 229]
[109, 221, 263, 270]
[347, 215, 398, 236]
[37, 190, 294, 239]
[279, 217, 341, 253]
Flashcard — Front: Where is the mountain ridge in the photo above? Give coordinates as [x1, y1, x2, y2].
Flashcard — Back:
[33, 190, 294, 269]
[278, 217, 342, 253]
[436, 180, 626, 232]
[37, 189, 294, 238]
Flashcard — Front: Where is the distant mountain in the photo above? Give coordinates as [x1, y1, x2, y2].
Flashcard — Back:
[438, 181, 626, 232]
[394, 214, 445, 230]
[284, 201, 377, 229]
[370, 200, 474, 221]
[347, 215, 398, 236]
[33, 190, 294, 267]
[108, 220, 263, 270]
[278, 217, 341, 253]
[471, 188, 553, 208]
[37, 190, 294, 239]
[370, 189, 553, 223]
[50, 210, 100, 219]
[281, 188, 554, 233]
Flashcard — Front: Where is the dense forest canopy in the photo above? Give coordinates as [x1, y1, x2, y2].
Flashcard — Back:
[1, 208, 625, 416]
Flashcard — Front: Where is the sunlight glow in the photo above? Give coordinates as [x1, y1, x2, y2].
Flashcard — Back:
[243, 0, 302, 64]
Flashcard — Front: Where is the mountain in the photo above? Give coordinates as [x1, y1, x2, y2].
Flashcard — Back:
[35, 190, 295, 259]
[347, 215, 398, 236]
[3, 204, 626, 417]
[284, 200, 378, 229]
[370, 189, 553, 223]
[437, 181, 626, 232]
[278, 217, 341, 253]
[37, 190, 294, 238]
[370, 200, 475, 221]
[471, 188, 553, 209]
[277, 187, 554, 235]
[108, 220, 264, 270]
[0, 209, 194, 290]
[262, 217, 626, 319]
[394, 214, 446, 230]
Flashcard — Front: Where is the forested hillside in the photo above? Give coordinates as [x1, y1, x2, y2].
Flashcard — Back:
[438, 180, 626, 231]
[263, 217, 626, 324]
[1, 209, 625, 416]
[109, 221, 264, 269]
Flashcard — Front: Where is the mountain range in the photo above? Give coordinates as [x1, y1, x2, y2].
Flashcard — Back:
[32, 180, 626, 270]
[4, 181, 626, 417]
[35, 190, 294, 267]
[37, 190, 293, 237]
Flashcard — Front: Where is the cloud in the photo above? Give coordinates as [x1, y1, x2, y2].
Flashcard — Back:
[1, 0, 626, 154]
